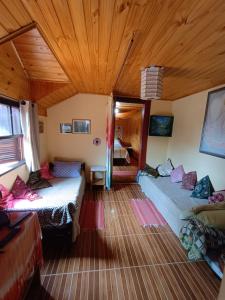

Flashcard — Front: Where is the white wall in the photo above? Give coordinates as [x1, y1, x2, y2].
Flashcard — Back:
[0, 164, 29, 190]
[146, 100, 172, 167]
[167, 86, 225, 190]
[47, 93, 110, 174]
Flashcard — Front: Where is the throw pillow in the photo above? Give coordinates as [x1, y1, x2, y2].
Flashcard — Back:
[157, 159, 174, 177]
[194, 210, 225, 230]
[52, 161, 81, 178]
[0, 184, 14, 209]
[170, 165, 185, 183]
[182, 171, 197, 190]
[11, 176, 40, 201]
[27, 170, 52, 190]
[40, 162, 54, 180]
[142, 164, 159, 178]
[208, 193, 225, 204]
[191, 175, 215, 199]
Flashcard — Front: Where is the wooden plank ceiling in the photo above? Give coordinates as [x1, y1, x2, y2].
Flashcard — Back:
[0, 0, 225, 105]
[13, 28, 69, 82]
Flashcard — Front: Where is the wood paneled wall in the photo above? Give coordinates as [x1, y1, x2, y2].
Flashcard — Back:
[115, 110, 142, 159]
[0, 41, 30, 99]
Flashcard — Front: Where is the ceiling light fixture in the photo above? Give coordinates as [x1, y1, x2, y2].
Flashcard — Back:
[140, 66, 164, 100]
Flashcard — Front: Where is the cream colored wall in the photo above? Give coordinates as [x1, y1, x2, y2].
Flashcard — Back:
[39, 116, 48, 163]
[0, 164, 29, 190]
[146, 100, 172, 167]
[47, 93, 109, 174]
[167, 86, 225, 190]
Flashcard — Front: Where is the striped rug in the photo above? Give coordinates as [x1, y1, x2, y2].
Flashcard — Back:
[130, 198, 167, 227]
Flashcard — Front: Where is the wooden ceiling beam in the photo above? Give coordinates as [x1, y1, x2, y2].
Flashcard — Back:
[0, 22, 36, 45]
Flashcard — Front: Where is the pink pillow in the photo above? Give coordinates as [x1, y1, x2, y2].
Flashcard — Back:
[0, 184, 14, 209]
[208, 193, 224, 204]
[40, 162, 54, 180]
[11, 176, 40, 201]
[182, 171, 197, 190]
[170, 165, 185, 183]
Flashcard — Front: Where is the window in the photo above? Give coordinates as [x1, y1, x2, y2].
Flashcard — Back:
[0, 97, 24, 171]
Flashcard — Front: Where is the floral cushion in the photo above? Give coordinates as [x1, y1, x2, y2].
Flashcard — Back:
[11, 176, 40, 201]
[170, 165, 185, 183]
[191, 175, 215, 199]
[40, 162, 54, 180]
[157, 159, 174, 177]
[27, 170, 52, 190]
[182, 171, 197, 190]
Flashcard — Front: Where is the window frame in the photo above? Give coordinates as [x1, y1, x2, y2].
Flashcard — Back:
[0, 96, 24, 175]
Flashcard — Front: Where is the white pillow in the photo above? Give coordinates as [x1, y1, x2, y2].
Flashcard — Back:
[157, 159, 174, 177]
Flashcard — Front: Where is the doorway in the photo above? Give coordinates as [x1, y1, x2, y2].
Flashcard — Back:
[111, 97, 150, 184]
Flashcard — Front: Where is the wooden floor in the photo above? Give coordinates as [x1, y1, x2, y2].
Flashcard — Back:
[29, 184, 220, 300]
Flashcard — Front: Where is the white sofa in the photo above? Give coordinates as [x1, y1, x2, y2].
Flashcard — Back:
[138, 175, 208, 237]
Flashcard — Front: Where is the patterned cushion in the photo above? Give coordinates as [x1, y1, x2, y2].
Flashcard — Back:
[40, 162, 54, 180]
[142, 164, 159, 178]
[11, 176, 40, 200]
[0, 184, 14, 209]
[182, 171, 197, 190]
[191, 175, 215, 199]
[52, 161, 81, 178]
[157, 159, 174, 177]
[208, 192, 225, 204]
[27, 170, 52, 190]
[170, 165, 185, 183]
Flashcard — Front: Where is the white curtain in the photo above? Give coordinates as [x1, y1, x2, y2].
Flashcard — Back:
[20, 100, 40, 171]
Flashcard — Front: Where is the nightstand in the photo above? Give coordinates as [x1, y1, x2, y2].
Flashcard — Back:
[90, 166, 106, 190]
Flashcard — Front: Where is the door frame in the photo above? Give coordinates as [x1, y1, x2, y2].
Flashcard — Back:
[112, 96, 151, 170]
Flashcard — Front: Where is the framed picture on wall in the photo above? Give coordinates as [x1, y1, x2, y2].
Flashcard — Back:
[72, 119, 91, 134]
[199, 87, 225, 158]
[60, 123, 72, 133]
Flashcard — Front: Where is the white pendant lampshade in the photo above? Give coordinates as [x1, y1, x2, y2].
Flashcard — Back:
[140, 66, 164, 100]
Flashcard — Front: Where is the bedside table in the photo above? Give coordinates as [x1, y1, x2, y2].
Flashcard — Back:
[90, 166, 106, 190]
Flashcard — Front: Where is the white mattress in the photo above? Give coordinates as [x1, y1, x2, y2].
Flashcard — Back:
[139, 176, 208, 236]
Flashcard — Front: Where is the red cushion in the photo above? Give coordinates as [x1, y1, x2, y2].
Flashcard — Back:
[11, 176, 40, 201]
[0, 184, 14, 209]
[182, 171, 197, 190]
[40, 162, 54, 180]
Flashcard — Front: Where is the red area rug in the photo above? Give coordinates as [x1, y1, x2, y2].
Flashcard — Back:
[130, 198, 167, 227]
[79, 200, 105, 230]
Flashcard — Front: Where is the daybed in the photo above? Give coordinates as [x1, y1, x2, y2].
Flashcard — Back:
[138, 174, 225, 278]
[4, 173, 85, 242]
[138, 175, 208, 236]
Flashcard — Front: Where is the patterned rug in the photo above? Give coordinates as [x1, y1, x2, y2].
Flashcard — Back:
[130, 198, 167, 227]
[79, 200, 105, 230]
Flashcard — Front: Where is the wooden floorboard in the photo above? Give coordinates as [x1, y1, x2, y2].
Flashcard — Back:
[28, 184, 221, 299]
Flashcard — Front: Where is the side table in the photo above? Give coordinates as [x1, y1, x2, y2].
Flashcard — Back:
[90, 165, 106, 190]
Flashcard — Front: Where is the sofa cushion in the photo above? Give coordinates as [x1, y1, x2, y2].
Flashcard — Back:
[182, 171, 197, 190]
[157, 159, 174, 177]
[27, 171, 52, 190]
[11, 176, 40, 200]
[191, 175, 214, 199]
[40, 162, 54, 180]
[142, 164, 159, 178]
[170, 165, 185, 183]
[194, 210, 225, 230]
[52, 161, 81, 178]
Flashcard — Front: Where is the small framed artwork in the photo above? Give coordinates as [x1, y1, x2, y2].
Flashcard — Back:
[199, 87, 225, 158]
[39, 121, 44, 133]
[60, 123, 72, 133]
[72, 119, 91, 134]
